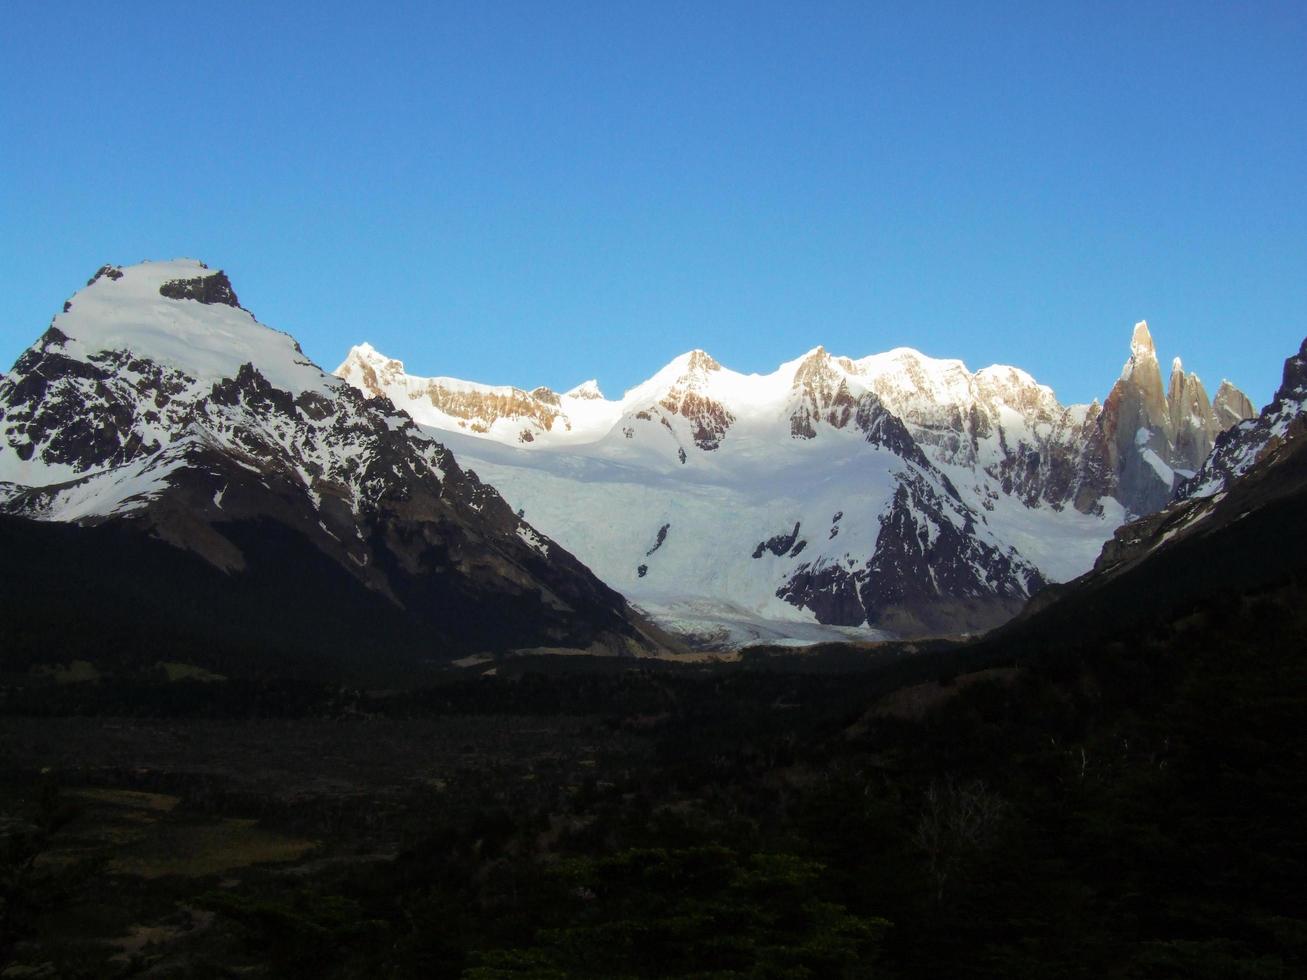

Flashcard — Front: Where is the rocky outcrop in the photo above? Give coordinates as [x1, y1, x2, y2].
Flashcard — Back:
[789, 347, 860, 438]
[1181, 336, 1307, 498]
[87, 264, 124, 285]
[0, 330, 191, 475]
[158, 270, 242, 308]
[654, 351, 735, 451]
[1213, 380, 1256, 430]
[753, 522, 804, 559]
[337, 344, 568, 437]
[854, 392, 935, 467]
[847, 349, 1105, 513]
[1167, 357, 1219, 472]
[779, 467, 1045, 635]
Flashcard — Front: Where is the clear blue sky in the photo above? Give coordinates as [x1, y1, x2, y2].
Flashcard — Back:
[2, 1, 1304, 407]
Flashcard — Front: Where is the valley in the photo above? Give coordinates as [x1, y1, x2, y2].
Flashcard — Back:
[0, 262, 1303, 978]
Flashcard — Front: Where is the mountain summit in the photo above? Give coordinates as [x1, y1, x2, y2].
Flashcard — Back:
[1090, 320, 1253, 514]
[0, 260, 657, 668]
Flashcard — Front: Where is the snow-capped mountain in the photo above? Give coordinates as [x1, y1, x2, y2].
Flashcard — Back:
[0, 260, 655, 660]
[337, 325, 1251, 644]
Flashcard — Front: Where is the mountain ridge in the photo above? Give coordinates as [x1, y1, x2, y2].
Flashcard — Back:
[0, 260, 662, 665]
[338, 324, 1254, 642]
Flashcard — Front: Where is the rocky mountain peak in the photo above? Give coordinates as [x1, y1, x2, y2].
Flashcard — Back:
[791, 346, 840, 388]
[565, 379, 605, 400]
[684, 349, 721, 374]
[1130, 320, 1157, 360]
[1, 260, 654, 658]
[337, 344, 408, 399]
[1092, 321, 1255, 515]
[1279, 337, 1307, 398]
[1213, 381, 1256, 430]
[789, 347, 858, 438]
[1181, 335, 1307, 500]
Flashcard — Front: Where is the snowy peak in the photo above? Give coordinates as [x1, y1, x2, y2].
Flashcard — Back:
[335, 343, 570, 444]
[788, 347, 863, 439]
[684, 348, 722, 375]
[337, 342, 411, 395]
[333, 326, 1253, 527]
[790, 345, 857, 391]
[0, 260, 652, 657]
[333, 329, 1253, 520]
[649, 350, 735, 452]
[42, 258, 331, 399]
[565, 379, 605, 400]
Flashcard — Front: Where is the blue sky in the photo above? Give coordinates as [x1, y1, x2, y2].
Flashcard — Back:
[2, 1, 1304, 406]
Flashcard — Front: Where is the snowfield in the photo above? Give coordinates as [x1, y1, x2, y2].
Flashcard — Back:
[339, 342, 1127, 643]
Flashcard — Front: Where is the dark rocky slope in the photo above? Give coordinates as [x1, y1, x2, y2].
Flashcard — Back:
[0, 261, 665, 671]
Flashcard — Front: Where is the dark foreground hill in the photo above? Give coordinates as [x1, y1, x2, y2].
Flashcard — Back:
[3, 442, 1304, 976]
[2, 335, 1303, 976]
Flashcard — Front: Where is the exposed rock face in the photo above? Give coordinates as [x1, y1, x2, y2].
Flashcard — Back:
[789, 347, 860, 438]
[0, 261, 655, 660]
[337, 344, 568, 438]
[565, 379, 605, 400]
[158, 270, 242, 308]
[1084, 336, 1307, 582]
[1059, 335, 1307, 597]
[778, 466, 1045, 635]
[1094, 322, 1175, 514]
[1088, 322, 1256, 515]
[88, 264, 124, 285]
[753, 522, 804, 559]
[1213, 380, 1256, 431]
[653, 350, 735, 451]
[1181, 336, 1307, 499]
[1168, 357, 1218, 471]
[857, 351, 1104, 512]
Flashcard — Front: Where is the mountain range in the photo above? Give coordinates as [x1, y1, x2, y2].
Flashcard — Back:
[0, 259, 1282, 669]
[336, 320, 1253, 643]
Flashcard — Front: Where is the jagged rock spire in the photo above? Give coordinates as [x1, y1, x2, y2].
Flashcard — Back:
[1092, 320, 1255, 515]
[1213, 381, 1256, 430]
[1130, 320, 1157, 359]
